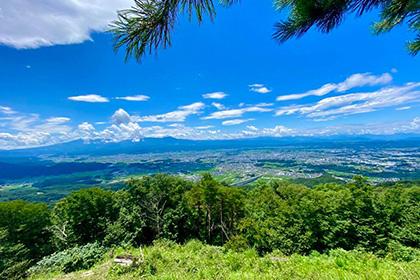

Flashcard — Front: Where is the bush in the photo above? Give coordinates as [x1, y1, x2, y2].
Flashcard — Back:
[224, 235, 249, 252]
[28, 242, 106, 274]
[386, 241, 420, 262]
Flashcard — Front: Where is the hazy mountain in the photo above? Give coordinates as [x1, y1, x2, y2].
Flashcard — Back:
[1, 134, 419, 157]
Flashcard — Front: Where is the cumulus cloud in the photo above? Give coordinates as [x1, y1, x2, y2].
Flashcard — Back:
[78, 109, 143, 143]
[78, 122, 96, 133]
[1, 98, 419, 149]
[100, 122, 143, 142]
[68, 94, 109, 103]
[116, 95, 150, 102]
[136, 102, 205, 123]
[0, 0, 132, 49]
[222, 119, 253, 126]
[111, 108, 131, 125]
[277, 72, 393, 101]
[276, 83, 420, 121]
[249, 84, 272, 94]
[1, 114, 420, 149]
[202, 105, 272, 120]
[202, 92, 227, 99]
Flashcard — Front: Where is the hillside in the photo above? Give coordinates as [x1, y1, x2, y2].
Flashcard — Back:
[29, 240, 420, 280]
[2, 174, 419, 279]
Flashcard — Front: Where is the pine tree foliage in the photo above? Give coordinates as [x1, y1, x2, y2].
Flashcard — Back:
[111, 0, 419, 61]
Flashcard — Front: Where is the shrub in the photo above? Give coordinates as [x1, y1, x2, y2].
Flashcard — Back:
[386, 241, 420, 262]
[28, 242, 106, 274]
[224, 235, 250, 252]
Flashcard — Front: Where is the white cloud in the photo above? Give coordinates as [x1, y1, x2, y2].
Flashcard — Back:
[0, 107, 77, 149]
[1, 109, 420, 149]
[254, 103, 274, 107]
[111, 108, 131, 125]
[408, 117, 420, 130]
[246, 125, 258, 131]
[241, 125, 294, 137]
[277, 84, 337, 101]
[100, 122, 143, 142]
[277, 72, 393, 101]
[0, 114, 40, 131]
[0, 0, 132, 49]
[396, 106, 411, 111]
[337, 72, 392, 91]
[203, 105, 272, 120]
[136, 102, 205, 123]
[195, 125, 214, 130]
[0, 106, 16, 114]
[78, 122, 95, 132]
[138, 125, 222, 139]
[179, 102, 205, 111]
[211, 102, 225, 110]
[78, 109, 143, 143]
[276, 83, 420, 120]
[249, 84, 272, 94]
[222, 119, 253, 126]
[0, 131, 53, 148]
[202, 92, 227, 99]
[116, 95, 150, 102]
[46, 117, 71, 124]
[68, 94, 109, 103]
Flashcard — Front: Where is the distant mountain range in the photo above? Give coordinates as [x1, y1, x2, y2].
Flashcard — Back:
[1, 134, 419, 157]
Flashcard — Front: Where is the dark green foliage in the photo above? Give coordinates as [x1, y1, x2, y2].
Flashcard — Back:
[28, 242, 106, 274]
[375, 185, 420, 250]
[51, 188, 119, 249]
[1, 174, 419, 277]
[0, 200, 51, 279]
[104, 175, 195, 246]
[110, 0, 218, 62]
[111, 0, 419, 61]
[386, 241, 420, 262]
[275, 0, 420, 54]
[185, 174, 246, 245]
[104, 174, 245, 247]
[0, 229, 31, 280]
[239, 181, 314, 254]
[239, 176, 420, 256]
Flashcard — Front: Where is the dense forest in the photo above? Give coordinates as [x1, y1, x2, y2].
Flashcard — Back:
[1, 174, 419, 279]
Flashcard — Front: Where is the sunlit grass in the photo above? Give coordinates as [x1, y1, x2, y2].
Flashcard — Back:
[30, 240, 420, 280]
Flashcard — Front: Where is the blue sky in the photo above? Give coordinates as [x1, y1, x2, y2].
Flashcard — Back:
[0, 1, 419, 149]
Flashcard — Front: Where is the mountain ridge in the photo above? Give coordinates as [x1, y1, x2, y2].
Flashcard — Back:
[1, 134, 419, 157]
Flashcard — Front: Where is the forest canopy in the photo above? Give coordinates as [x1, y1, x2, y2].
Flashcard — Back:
[0, 174, 419, 279]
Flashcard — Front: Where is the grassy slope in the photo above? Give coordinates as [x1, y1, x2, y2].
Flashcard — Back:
[31, 240, 420, 280]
